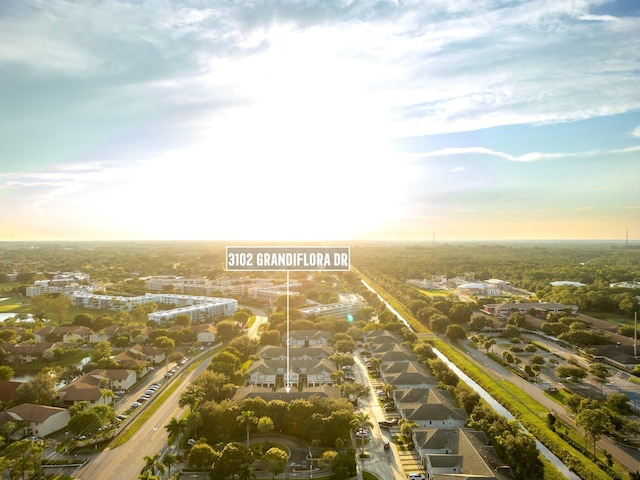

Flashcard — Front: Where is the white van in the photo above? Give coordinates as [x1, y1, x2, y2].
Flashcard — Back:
[408, 474, 425, 480]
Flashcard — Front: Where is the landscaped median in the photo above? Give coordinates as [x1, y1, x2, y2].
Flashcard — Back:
[110, 346, 221, 449]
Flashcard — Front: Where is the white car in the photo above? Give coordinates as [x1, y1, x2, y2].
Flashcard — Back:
[130, 402, 142, 408]
[408, 474, 425, 480]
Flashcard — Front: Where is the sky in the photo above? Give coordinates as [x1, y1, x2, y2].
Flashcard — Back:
[1, 0, 639, 243]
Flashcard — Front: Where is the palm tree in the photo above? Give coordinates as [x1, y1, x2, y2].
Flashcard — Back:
[350, 411, 373, 454]
[179, 385, 204, 412]
[257, 416, 274, 448]
[398, 418, 418, 441]
[237, 410, 258, 447]
[330, 369, 345, 385]
[381, 383, 394, 400]
[141, 453, 165, 479]
[165, 417, 188, 447]
[162, 452, 179, 478]
[368, 357, 382, 374]
[186, 411, 202, 440]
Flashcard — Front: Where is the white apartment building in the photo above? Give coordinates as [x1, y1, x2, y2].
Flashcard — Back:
[67, 292, 237, 322]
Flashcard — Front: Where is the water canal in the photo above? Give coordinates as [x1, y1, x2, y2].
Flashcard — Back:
[361, 279, 580, 479]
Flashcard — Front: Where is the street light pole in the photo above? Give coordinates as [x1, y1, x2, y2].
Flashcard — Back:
[309, 447, 313, 478]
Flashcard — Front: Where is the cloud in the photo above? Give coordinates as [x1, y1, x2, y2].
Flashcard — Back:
[417, 145, 640, 163]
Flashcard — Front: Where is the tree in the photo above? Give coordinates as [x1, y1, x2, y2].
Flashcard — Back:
[259, 329, 282, 346]
[350, 411, 373, 454]
[575, 408, 613, 458]
[153, 335, 175, 355]
[50, 294, 72, 324]
[188, 442, 216, 472]
[555, 364, 587, 383]
[428, 313, 450, 333]
[187, 411, 202, 439]
[399, 418, 418, 440]
[495, 425, 543, 479]
[339, 382, 369, 404]
[179, 385, 204, 412]
[162, 452, 178, 478]
[449, 303, 473, 324]
[445, 324, 466, 343]
[0, 365, 15, 380]
[141, 453, 165, 479]
[237, 463, 257, 480]
[68, 405, 114, 436]
[606, 392, 631, 413]
[237, 410, 258, 446]
[381, 383, 394, 399]
[13, 368, 57, 405]
[261, 447, 288, 480]
[588, 363, 610, 395]
[483, 338, 496, 353]
[213, 442, 254, 480]
[91, 341, 112, 363]
[4, 438, 44, 480]
[165, 416, 188, 447]
[257, 416, 274, 446]
[470, 314, 491, 331]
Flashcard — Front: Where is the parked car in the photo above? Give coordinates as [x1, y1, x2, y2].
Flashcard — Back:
[130, 402, 142, 408]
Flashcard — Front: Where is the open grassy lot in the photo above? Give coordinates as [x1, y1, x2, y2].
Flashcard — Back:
[0, 295, 31, 314]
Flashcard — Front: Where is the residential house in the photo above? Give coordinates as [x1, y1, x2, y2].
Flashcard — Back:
[192, 324, 217, 344]
[233, 385, 341, 402]
[413, 428, 512, 480]
[89, 325, 122, 344]
[57, 371, 117, 407]
[0, 343, 56, 364]
[256, 345, 333, 361]
[3, 403, 70, 439]
[128, 344, 166, 364]
[245, 358, 336, 389]
[86, 369, 137, 391]
[400, 389, 467, 429]
[33, 326, 91, 344]
[286, 330, 332, 346]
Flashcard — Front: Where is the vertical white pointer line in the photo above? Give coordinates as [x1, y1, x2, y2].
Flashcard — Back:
[286, 269, 290, 393]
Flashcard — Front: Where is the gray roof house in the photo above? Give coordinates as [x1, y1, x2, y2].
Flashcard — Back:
[413, 428, 512, 480]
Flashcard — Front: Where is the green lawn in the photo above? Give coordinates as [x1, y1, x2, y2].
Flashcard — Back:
[582, 311, 627, 324]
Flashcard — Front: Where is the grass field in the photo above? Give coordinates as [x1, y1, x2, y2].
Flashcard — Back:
[0, 295, 31, 314]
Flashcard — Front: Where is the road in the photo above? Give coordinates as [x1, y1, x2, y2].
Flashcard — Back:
[352, 354, 416, 480]
[462, 340, 640, 473]
[73, 355, 213, 480]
